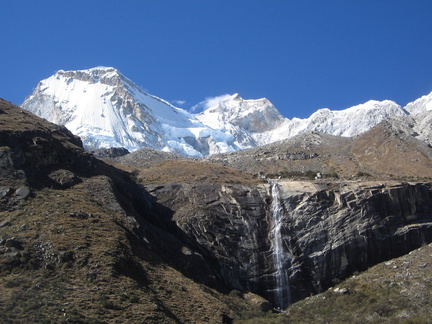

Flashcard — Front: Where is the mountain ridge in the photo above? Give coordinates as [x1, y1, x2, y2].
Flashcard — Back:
[21, 67, 432, 157]
[23, 67, 246, 157]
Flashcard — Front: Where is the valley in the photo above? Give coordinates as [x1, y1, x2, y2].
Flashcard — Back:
[2, 68, 432, 322]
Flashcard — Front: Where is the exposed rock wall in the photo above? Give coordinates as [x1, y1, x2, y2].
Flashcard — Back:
[281, 181, 432, 302]
[147, 181, 432, 305]
[146, 183, 272, 292]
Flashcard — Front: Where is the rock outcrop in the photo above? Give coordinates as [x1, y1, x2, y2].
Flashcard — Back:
[0, 98, 89, 188]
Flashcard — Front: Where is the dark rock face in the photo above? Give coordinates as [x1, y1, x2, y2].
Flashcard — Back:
[147, 183, 271, 291]
[148, 183, 269, 291]
[0, 129, 90, 187]
[0, 98, 90, 189]
[89, 147, 130, 159]
[147, 181, 432, 306]
[281, 182, 432, 303]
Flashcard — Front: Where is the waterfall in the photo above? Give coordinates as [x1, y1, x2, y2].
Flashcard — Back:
[268, 180, 291, 309]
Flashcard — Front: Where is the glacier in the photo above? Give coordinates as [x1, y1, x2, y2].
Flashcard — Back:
[21, 66, 431, 157]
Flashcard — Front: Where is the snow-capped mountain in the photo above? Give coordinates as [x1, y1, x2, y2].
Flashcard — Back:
[405, 91, 432, 115]
[197, 93, 286, 133]
[195, 93, 287, 149]
[21, 67, 430, 157]
[22, 67, 242, 158]
[201, 95, 407, 146]
[398, 91, 432, 146]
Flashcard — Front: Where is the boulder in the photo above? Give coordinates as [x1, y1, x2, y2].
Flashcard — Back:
[0, 187, 12, 198]
[15, 187, 30, 199]
[0, 221, 11, 228]
[243, 292, 272, 312]
[4, 238, 24, 250]
[48, 169, 80, 188]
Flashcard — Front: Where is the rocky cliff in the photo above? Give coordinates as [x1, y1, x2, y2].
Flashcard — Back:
[146, 180, 432, 308]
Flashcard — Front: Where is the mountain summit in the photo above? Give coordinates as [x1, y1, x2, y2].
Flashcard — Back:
[22, 67, 242, 157]
[22, 67, 428, 157]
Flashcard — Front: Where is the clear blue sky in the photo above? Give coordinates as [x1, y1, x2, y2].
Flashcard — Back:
[2, 1, 431, 118]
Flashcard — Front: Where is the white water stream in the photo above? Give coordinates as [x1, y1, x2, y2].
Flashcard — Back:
[269, 181, 291, 308]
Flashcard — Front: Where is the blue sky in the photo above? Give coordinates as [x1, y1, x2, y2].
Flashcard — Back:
[1, 1, 431, 118]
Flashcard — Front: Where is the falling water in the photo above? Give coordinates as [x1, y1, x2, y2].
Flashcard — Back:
[268, 181, 291, 309]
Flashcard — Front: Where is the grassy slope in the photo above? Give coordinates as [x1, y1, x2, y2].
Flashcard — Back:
[135, 160, 261, 185]
[0, 183, 248, 323]
[0, 98, 249, 323]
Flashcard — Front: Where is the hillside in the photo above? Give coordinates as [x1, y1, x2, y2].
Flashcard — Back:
[0, 98, 250, 323]
[205, 119, 432, 181]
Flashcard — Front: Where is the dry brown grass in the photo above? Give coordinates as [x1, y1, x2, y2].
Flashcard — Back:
[135, 160, 262, 185]
[204, 128, 432, 182]
[351, 123, 432, 180]
[0, 184, 247, 323]
[283, 243, 432, 323]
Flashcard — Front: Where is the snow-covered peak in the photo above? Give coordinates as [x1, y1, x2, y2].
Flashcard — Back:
[52, 67, 130, 89]
[344, 99, 399, 111]
[309, 100, 405, 137]
[21, 67, 242, 157]
[197, 93, 286, 133]
[57, 66, 117, 74]
[404, 91, 432, 115]
[253, 99, 407, 145]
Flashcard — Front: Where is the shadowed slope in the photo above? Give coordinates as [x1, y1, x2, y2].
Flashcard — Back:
[0, 98, 247, 323]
